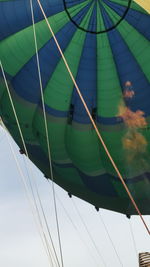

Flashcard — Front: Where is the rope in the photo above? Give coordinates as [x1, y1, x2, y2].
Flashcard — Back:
[128, 219, 138, 258]
[56, 193, 100, 267]
[98, 211, 123, 266]
[0, 62, 60, 267]
[71, 199, 107, 267]
[22, 156, 60, 267]
[36, 0, 150, 236]
[1, 120, 54, 267]
[29, 1, 64, 266]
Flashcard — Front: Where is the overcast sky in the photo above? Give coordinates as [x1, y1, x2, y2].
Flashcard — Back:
[0, 127, 149, 267]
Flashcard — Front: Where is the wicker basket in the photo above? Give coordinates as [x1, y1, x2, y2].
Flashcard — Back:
[139, 252, 150, 267]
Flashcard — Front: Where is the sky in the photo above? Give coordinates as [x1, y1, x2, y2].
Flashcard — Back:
[0, 126, 149, 267]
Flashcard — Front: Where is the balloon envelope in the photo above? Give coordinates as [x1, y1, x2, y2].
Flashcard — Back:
[0, 0, 150, 215]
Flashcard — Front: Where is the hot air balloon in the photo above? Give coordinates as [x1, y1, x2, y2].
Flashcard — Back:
[0, 0, 150, 216]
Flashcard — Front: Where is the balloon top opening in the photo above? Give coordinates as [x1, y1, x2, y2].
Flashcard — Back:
[63, 0, 132, 34]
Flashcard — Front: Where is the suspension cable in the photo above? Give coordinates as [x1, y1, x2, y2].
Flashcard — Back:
[98, 211, 123, 266]
[30, 1, 64, 266]
[71, 199, 107, 267]
[128, 219, 138, 258]
[22, 156, 60, 267]
[56, 193, 101, 267]
[0, 120, 54, 267]
[0, 61, 61, 267]
[36, 0, 150, 235]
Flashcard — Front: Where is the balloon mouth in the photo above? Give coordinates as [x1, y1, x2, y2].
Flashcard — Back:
[63, 0, 132, 34]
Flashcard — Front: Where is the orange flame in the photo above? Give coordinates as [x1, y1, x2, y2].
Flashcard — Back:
[118, 82, 147, 163]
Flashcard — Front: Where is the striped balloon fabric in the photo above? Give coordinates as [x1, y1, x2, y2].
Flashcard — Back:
[0, 0, 150, 215]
